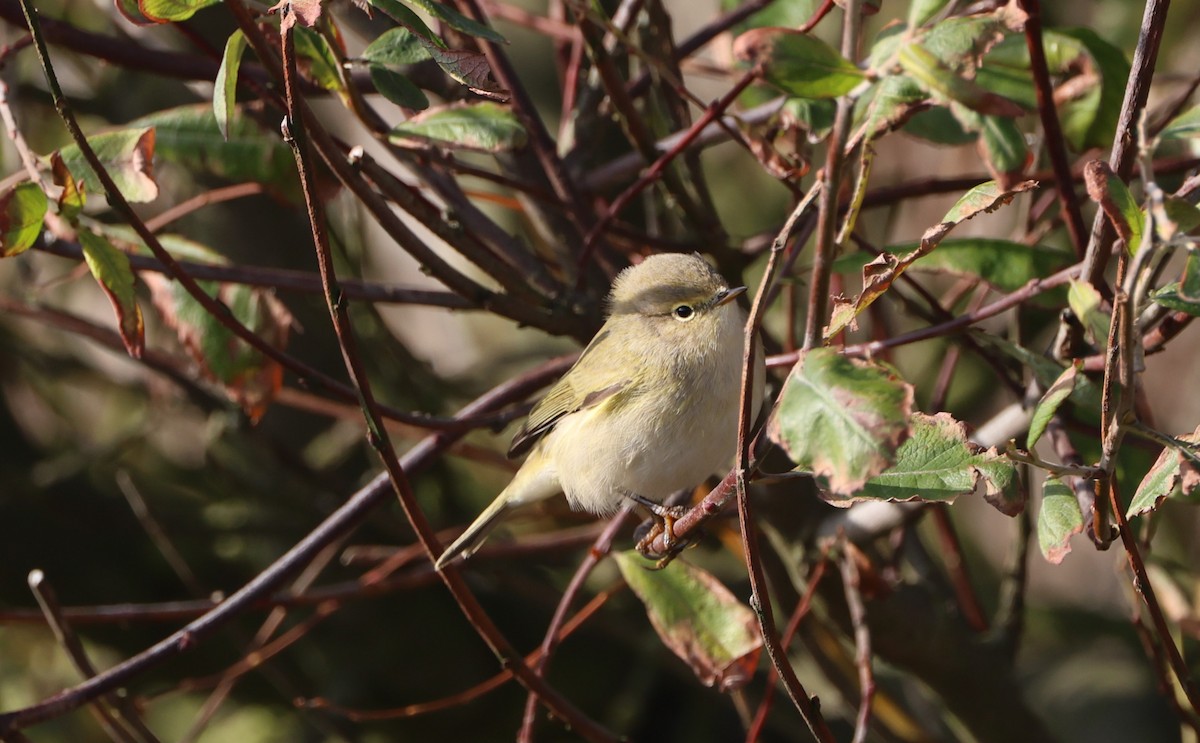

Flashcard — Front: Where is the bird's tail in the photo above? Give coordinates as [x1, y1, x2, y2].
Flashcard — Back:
[434, 493, 514, 570]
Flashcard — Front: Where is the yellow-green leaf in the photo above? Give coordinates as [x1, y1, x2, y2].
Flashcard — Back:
[769, 348, 914, 495]
[55, 128, 158, 204]
[0, 182, 47, 257]
[389, 102, 526, 152]
[613, 552, 761, 692]
[734, 27, 865, 99]
[214, 30, 247, 141]
[1038, 477, 1082, 564]
[78, 228, 144, 358]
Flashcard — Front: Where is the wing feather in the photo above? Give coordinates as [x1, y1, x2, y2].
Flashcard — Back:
[507, 328, 634, 458]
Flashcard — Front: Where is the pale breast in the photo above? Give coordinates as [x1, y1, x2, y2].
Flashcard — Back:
[543, 304, 754, 515]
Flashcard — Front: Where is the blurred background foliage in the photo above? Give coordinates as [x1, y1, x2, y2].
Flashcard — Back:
[0, 0, 1199, 741]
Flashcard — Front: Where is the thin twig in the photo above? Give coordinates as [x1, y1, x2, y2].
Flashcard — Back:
[1016, 0, 1089, 258]
[278, 10, 617, 740]
[28, 571, 160, 743]
[838, 548, 874, 743]
[517, 509, 634, 742]
[0, 355, 575, 734]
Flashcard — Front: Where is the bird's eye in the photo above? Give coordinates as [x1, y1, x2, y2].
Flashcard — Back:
[672, 305, 695, 321]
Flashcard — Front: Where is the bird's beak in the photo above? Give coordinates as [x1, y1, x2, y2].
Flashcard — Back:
[715, 286, 747, 307]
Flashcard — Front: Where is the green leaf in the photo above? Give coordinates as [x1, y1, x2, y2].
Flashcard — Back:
[782, 97, 835, 139]
[734, 28, 865, 99]
[971, 332, 1103, 412]
[899, 41, 1024, 117]
[388, 102, 526, 152]
[214, 30, 247, 141]
[137, 0, 219, 22]
[613, 552, 761, 692]
[143, 262, 293, 422]
[1084, 161, 1144, 251]
[903, 238, 1072, 292]
[0, 182, 47, 257]
[1038, 477, 1082, 564]
[1128, 427, 1200, 518]
[294, 27, 345, 93]
[55, 128, 159, 203]
[854, 412, 1021, 514]
[908, 0, 951, 27]
[1057, 29, 1127, 151]
[362, 27, 431, 67]
[50, 152, 85, 220]
[369, 66, 430, 109]
[132, 105, 301, 202]
[1163, 197, 1200, 235]
[919, 13, 1012, 70]
[1151, 252, 1200, 316]
[825, 180, 1038, 339]
[979, 114, 1030, 181]
[402, 0, 506, 43]
[366, 0, 443, 46]
[1067, 280, 1109, 345]
[1027, 363, 1079, 449]
[902, 105, 978, 145]
[78, 228, 144, 358]
[856, 74, 928, 140]
[769, 348, 914, 495]
[1160, 104, 1200, 141]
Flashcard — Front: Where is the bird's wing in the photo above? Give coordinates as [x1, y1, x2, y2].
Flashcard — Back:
[507, 327, 633, 458]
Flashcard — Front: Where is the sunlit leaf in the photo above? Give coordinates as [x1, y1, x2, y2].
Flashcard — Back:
[50, 152, 85, 220]
[979, 115, 1030, 186]
[826, 180, 1037, 338]
[78, 228, 144, 358]
[734, 28, 865, 99]
[295, 26, 345, 93]
[1067, 280, 1108, 345]
[403, 0, 505, 43]
[389, 102, 526, 151]
[899, 41, 1024, 117]
[214, 30, 247, 141]
[1128, 427, 1200, 518]
[769, 348, 913, 495]
[114, 0, 156, 25]
[1057, 29, 1127, 152]
[1151, 252, 1200, 316]
[138, 0, 219, 22]
[908, 0, 952, 27]
[852, 412, 1022, 515]
[0, 182, 47, 257]
[613, 552, 762, 692]
[1027, 363, 1079, 449]
[55, 128, 158, 203]
[1083, 160, 1143, 251]
[1038, 477, 1082, 564]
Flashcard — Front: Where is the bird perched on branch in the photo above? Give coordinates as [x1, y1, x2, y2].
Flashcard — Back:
[435, 252, 764, 569]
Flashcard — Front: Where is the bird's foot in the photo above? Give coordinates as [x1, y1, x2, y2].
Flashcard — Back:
[626, 492, 692, 569]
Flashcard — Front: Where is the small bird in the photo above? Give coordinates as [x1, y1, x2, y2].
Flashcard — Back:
[435, 252, 764, 569]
